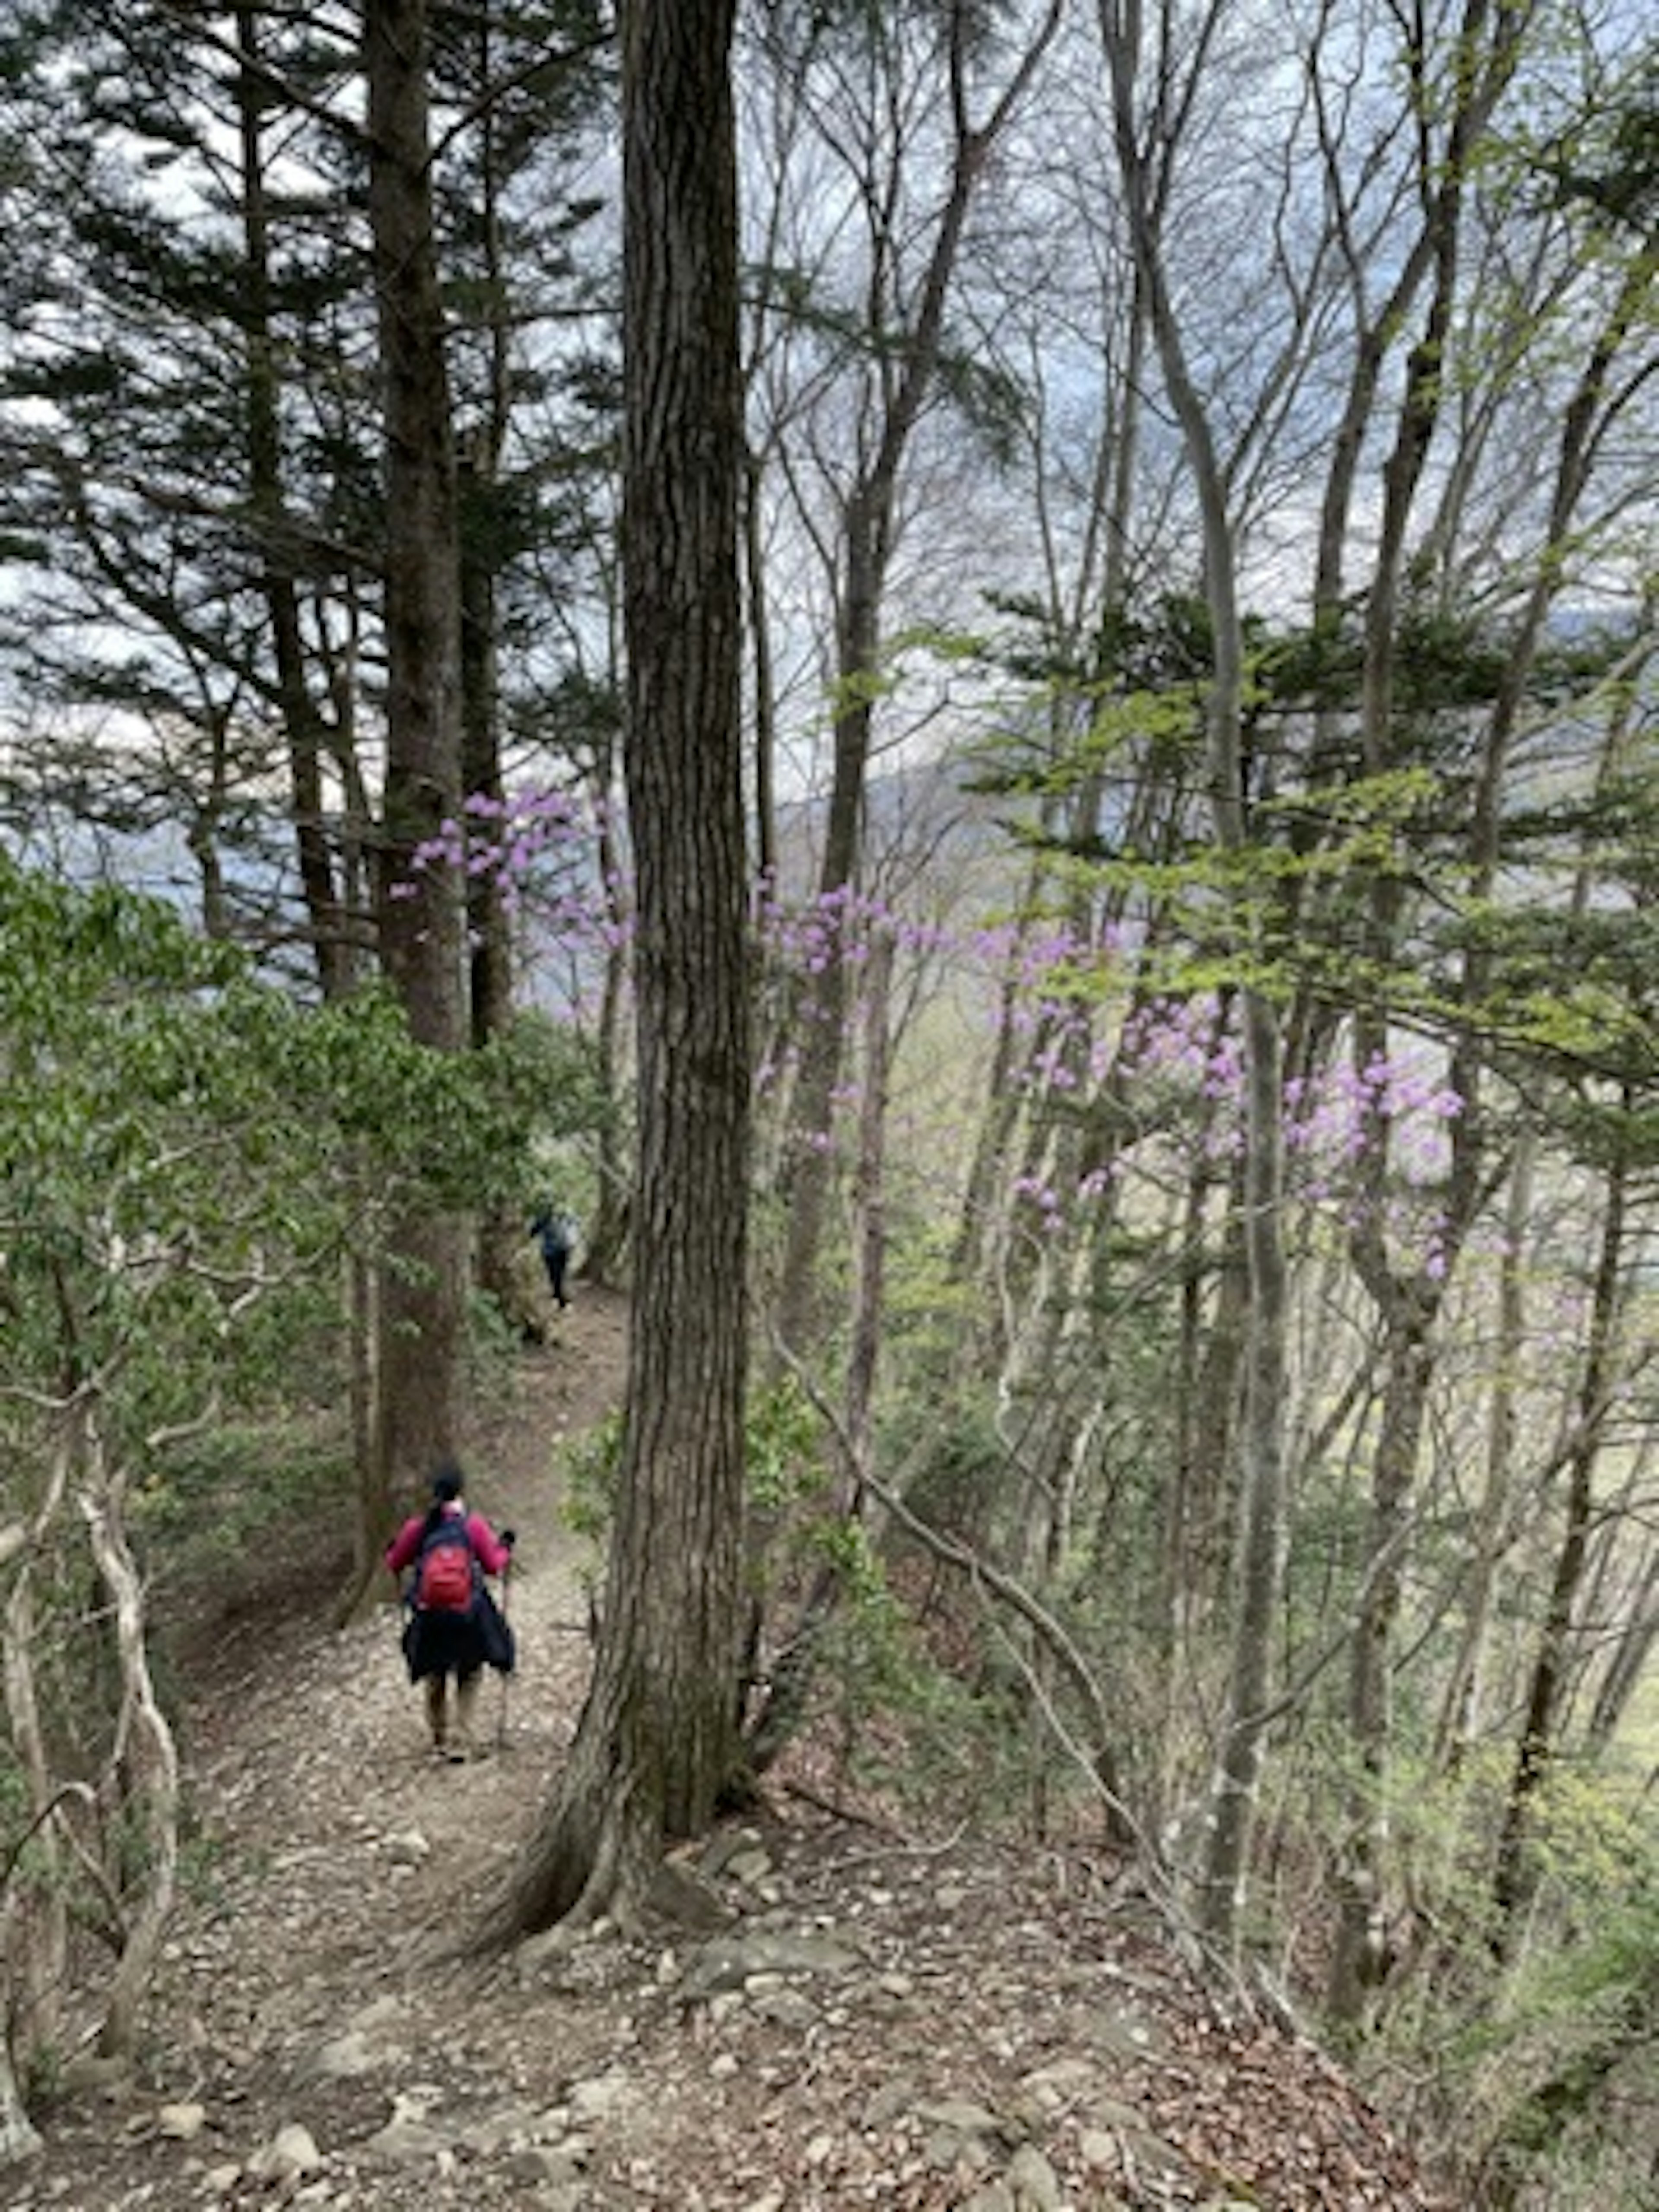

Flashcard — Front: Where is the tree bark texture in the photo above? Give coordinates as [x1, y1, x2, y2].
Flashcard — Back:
[477, 0, 749, 1944]
[1, 1568, 65, 2085]
[364, 0, 468, 1526]
[0, 1421, 76, 2110]
[80, 1469, 179, 2063]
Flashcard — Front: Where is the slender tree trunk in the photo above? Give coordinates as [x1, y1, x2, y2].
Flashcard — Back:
[1, 1570, 65, 2079]
[0, 1424, 77, 2105]
[459, 454, 510, 1054]
[950, 887, 1036, 1289]
[1167, 1156, 1245, 1643]
[1326, 1284, 1439, 2021]
[457, 2, 514, 1060]
[1586, 1537, 1659, 1751]
[1493, 1141, 1629, 1939]
[744, 443, 779, 889]
[1198, 985, 1289, 1947]
[845, 933, 893, 1484]
[1434, 1134, 1536, 1773]
[582, 769, 632, 1288]
[80, 1461, 178, 2063]
[457, 91, 518, 1307]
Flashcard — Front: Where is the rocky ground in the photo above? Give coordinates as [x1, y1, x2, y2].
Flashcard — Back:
[14, 1285, 1458, 2212]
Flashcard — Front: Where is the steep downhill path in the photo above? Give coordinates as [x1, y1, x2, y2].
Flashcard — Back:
[17, 1284, 1455, 2212]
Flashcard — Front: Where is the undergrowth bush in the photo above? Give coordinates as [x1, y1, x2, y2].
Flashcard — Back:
[138, 1415, 348, 1573]
[1320, 1754, 1659, 2209]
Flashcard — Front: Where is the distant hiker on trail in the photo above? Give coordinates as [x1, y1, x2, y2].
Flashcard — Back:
[385, 1463, 515, 1763]
[529, 1201, 578, 1309]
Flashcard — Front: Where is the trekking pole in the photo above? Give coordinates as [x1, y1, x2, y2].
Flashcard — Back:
[496, 1551, 512, 1753]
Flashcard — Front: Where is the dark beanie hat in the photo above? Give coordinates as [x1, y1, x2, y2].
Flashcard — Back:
[432, 1463, 464, 1503]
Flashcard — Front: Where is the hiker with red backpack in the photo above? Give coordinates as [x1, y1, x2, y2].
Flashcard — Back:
[385, 1463, 516, 1762]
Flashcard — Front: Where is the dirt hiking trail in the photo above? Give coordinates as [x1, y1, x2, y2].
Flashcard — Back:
[16, 1284, 1452, 2212]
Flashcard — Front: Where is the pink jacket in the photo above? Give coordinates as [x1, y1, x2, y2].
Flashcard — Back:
[385, 1503, 511, 1580]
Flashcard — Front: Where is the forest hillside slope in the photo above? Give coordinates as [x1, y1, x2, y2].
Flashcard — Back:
[17, 1286, 1453, 2212]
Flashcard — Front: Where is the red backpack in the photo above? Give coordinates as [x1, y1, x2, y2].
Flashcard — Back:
[414, 1515, 477, 1613]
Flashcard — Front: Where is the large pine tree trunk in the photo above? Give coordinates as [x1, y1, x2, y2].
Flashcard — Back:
[476, 0, 749, 1945]
[361, 0, 468, 1551]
